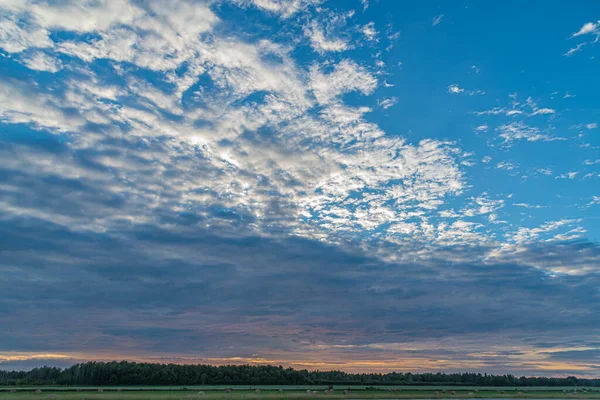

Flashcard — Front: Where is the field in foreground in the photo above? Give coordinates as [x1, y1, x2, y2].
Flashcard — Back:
[1, 387, 600, 400]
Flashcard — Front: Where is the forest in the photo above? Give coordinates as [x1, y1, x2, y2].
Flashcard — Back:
[0, 362, 597, 387]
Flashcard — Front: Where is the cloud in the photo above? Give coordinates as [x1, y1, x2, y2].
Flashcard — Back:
[0, 0, 599, 376]
[19, 51, 62, 72]
[448, 84, 464, 94]
[432, 14, 444, 26]
[571, 21, 599, 37]
[556, 172, 579, 180]
[513, 203, 548, 209]
[537, 168, 553, 176]
[304, 20, 349, 54]
[475, 124, 488, 133]
[474, 94, 554, 117]
[565, 42, 587, 56]
[377, 97, 398, 110]
[508, 219, 582, 244]
[361, 22, 378, 41]
[529, 108, 555, 116]
[496, 122, 564, 146]
[310, 59, 377, 104]
[234, 0, 322, 18]
[496, 161, 518, 171]
[565, 21, 600, 56]
[448, 84, 485, 96]
[571, 122, 598, 130]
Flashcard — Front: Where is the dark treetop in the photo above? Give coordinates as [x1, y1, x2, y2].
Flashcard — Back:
[0, 362, 598, 386]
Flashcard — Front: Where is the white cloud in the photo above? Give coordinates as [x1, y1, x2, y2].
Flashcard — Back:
[0, 80, 88, 133]
[448, 84, 484, 96]
[588, 196, 600, 206]
[310, 59, 377, 105]
[361, 22, 378, 41]
[529, 107, 555, 116]
[0, 18, 53, 53]
[475, 94, 555, 117]
[304, 21, 349, 54]
[461, 193, 504, 217]
[20, 51, 62, 72]
[526, 97, 556, 116]
[1, 0, 220, 72]
[565, 21, 599, 56]
[510, 219, 580, 244]
[432, 14, 444, 26]
[513, 203, 548, 209]
[556, 172, 579, 180]
[496, 161, 518, 171]
[570, 122, 597, 130]
[448, 84, 464, 94]
[0, 0, 594, 268]
[496, 121, 563, 146]
[475, 124, 488, 133]
[236, 0, 321, 18]
[377, 97, 398, 110]
[536, 168, 553, 176]
[565, 42, 587, 56]
[571, 21, 599, 37]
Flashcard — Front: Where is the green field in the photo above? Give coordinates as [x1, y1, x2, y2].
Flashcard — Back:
[1, 387, 600, 400]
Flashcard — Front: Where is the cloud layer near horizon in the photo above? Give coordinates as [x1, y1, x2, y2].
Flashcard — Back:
[0, 0, 599, 375]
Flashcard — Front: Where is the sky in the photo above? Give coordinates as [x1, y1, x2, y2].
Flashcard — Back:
[0, 0, 600, 377]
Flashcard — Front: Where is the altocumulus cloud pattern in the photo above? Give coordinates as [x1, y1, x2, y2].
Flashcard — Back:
[0, 0, 600, 375]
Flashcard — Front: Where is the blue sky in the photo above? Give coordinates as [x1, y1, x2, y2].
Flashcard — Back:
[0, 0, 599, 375]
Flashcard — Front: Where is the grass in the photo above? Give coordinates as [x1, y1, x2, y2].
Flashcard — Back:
[1, 387, 600, 400]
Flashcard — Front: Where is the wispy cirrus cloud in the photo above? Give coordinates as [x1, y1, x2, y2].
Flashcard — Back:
[565, 20, 600, 56]
[432, 14, 444, 26]
[496, 122, 564, 147]
[448, 84, 485, 96]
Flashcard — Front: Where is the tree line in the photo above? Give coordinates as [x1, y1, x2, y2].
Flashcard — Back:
[0, 361, 597, 387]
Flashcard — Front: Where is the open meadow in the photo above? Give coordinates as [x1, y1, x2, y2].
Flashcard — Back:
[2, 387, 600, 400]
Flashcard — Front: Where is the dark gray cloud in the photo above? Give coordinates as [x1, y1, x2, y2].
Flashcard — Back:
[1, 126, 600, 370]
[1, 146, 600, 372]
